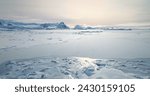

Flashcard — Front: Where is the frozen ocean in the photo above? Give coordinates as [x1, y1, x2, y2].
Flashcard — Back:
[0, 22, 150, 79]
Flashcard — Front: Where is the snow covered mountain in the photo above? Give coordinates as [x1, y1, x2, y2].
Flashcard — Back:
[57, 22, 69, 29]
[74, 25, 85, 30]
[73, 24, 133, 30]
[74, 25, 95, 30]
[74, 24, 150, 30]
[0, 19, 69, 30]
[1, 19, 149, 31]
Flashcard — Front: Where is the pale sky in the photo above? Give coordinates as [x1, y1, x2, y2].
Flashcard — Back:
[0, 0, 150, 25]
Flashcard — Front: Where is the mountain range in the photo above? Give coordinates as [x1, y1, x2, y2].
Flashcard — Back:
[0, 19, 69, 30]
[0, 19, 149, 31]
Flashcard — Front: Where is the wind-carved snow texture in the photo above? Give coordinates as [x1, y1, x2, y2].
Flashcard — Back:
[0, 57, 150, 79]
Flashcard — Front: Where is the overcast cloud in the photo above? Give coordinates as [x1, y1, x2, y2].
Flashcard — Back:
[0, 0, 149, 25]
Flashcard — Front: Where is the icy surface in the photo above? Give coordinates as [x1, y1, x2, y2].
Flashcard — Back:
[0, 29, 150, 79]
[0, 57, 149, 79]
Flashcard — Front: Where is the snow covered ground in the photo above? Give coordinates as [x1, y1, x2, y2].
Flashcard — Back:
[0, 29, 150, 79]
[0, 57, 150, 79]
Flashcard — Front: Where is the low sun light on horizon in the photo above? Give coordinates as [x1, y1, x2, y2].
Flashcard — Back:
[0, 0, 150, 26]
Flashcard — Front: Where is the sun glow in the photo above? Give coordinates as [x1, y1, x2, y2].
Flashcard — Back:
[0, 0, 149, 25]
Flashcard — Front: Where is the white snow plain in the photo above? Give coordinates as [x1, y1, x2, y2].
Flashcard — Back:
[0, 29, 150, 79]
